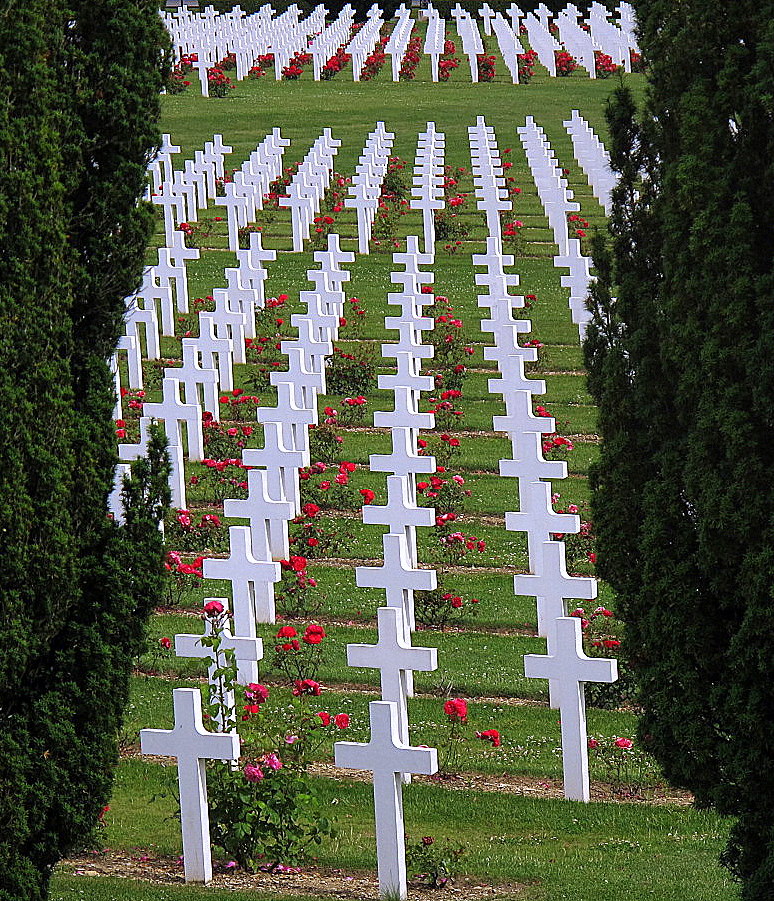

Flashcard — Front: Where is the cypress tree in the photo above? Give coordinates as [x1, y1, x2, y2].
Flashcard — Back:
[587, 4, 774, 895]
[0, 3, 170, 899]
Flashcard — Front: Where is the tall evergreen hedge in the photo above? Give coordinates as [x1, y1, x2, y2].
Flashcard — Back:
[586, 4, 774, 896]
[0, 3, 170, 899]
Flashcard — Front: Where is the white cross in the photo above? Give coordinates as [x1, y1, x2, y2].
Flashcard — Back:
[175, 599, 264, 730]
[236, 232, 275, 307]
[347, 606, 436, 749]
[272, 344, 325, 412]
[124, 294, 160, 360]
[492, 389, 557, 438]
[362, 474, 435, 566]
[224, 268, 258, 338]
[138, 267, 175, 337]
[224, 467, 293, 561]
[377, 352, 434, 395]
[524, 616, 617, 802]
[357, 532, 436, 633]
[117, 416, 187, 508]
[203, 526, 280, 683]
[514, 538, 597, 708]
[505, 479, 580, 559]
[243, 421, 309, 517]
[210, 289, 247, 364]
[156, 247, 190, 315]
[152, 182, 186, 246]
[369, 427, 436, 484]
[168, 342, 221, 420]
[289, 316, 332, 378]
[257, 381, 315, 456]
[116, 334, 144, 391]
[108, 462, 132, 525]
[190, 314, 234, 392]
[214, 183, 248, 253]
[167, 229, 201, 268]
[335, 701, 438, 901]
[372, 386, 434, 433]
[499, 430, 567, 483]
[143, 376, 204, 462]
[140, 688, 240, 883]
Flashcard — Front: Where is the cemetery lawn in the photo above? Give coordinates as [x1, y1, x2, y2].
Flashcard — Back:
[91, 25, 739, 901]
[52, 764, 735, 900]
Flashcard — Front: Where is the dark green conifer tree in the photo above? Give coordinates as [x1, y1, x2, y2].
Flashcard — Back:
[0, 3, 170, 899]
[587, 6, 774, 896]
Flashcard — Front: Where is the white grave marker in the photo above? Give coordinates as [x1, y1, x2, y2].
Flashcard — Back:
[524, 616, 617, 802]
[140, 688, 240, 883]
[335, 701, 438, 901]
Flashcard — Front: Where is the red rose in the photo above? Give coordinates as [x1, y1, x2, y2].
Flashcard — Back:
[443, 697, 467, 722]
[303, 624, 326, 645]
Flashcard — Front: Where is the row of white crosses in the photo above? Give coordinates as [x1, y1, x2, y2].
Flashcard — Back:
[423, 5, 446, 82]
[280, 128, 341, 251]
[349, 6, 385, 81]
[471, 235, 617, 802]
[336, 236, 440, 901]
[269, 5, 328, 81]
[450, 4, 485, 82]
[468, 115, 513, 249]
[564, 109, 615, 216]
[587, 1, 639, 70]
[139, 235, 354, 884]
[308, 4, 355, 80]
[115, 236, 279, 518]
[215, 128, 290, 251]
[163, 4, 328, 90]
[384, 4, 413, 81]
[346, 121, 395, 253]
[410, 122, 445, 254]
[556, 6, 598, 78]
[490, 11, 525, 83]
[518, 115, 595, 338]
[523, 11, 561, 76]
[151, 133, 234, 245]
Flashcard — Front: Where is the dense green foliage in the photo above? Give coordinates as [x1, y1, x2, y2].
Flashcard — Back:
[585, 4, 774, 897]
[0, 2, 170, 899]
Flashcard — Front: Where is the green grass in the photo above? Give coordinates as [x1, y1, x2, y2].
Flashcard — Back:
[53, 761, 736, 901]
[124, 674, 642, 783]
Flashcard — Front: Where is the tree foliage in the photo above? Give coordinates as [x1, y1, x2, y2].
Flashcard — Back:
[586, 5, 774, 896]
[0, 2, 170, 898]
